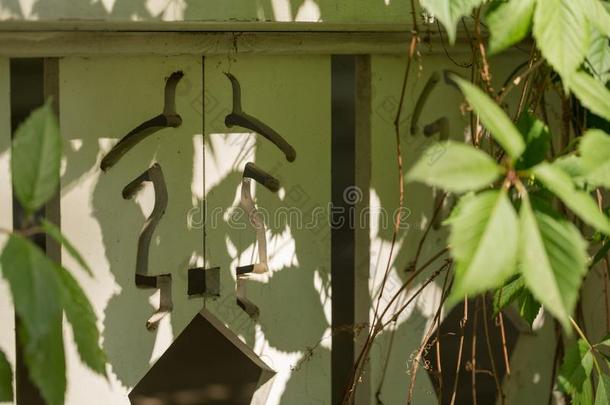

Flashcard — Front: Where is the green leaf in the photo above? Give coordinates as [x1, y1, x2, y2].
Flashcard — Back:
[55, 265, 106, 376]
[447, 190, 519, 304]
[586, 27, 610, 84]
[0, 350, 12, 402]
[554, 155, 586, 179]
[406, 141, 502, 193]
[595, 373, 610, 405]
[19, 319, 65, 405]
[567, 70, 610, 122]
[486, 0, 536, 54]
[493, 275, 525, 314]
[533, 0, 590, 76]
[0, 235, 62, 349]
[11, 100, 61, 215]
[518, 289, 541, 326]
[558, 339, 594, 396]
[519, 197, 588, 330]
[41, 219, 93, 277]
[420, 0, 485, 44]
[576, 377, 594, 405]
[579, 129, 610, 188]
[515, 112, 551, 169]
[0, 235, 65, 405]
[532, 162, 610, 235]
[581, 0, 610, 38]
[591, 238, 610, 268]
[450, 75, 526, 159]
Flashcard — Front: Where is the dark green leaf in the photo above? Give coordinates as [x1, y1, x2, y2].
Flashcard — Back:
[519, 196, 588, 330]
[591, 239, 610, 268]
[486, 0, 536, 54]
[517, 289, 541, 326]
[0, 350, 12, 402]
[19, 318, 65, 405]
[447, 190, 519, 305]
[406, 141, 502, 193]
[595, 373, 610, 405]
[558, 339, 594, 395]
[55, 265, 106, 376]
[493, 275, 525, 314]
[532, 162, 610, 235]
[450, 75, 526, 159]
[11, 101, 61, 215]
[515, 112, 551, 169]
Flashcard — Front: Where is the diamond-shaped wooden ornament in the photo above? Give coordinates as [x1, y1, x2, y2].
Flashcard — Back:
[129, 309, 275, 405]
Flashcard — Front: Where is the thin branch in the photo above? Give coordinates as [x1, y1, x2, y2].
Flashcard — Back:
[449, 298, 468, 405]
[482, 298, 505, 405]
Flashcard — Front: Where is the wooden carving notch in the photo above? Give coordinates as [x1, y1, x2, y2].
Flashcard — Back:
[187, 266, 220, 298]
[235, 163, 280, 319]
[123, 163, 172, 331]
[101, 71, 184, 171]
[224, 72, 297, 162]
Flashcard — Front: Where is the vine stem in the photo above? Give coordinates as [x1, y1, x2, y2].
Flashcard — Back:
[569, 316, 602, 376]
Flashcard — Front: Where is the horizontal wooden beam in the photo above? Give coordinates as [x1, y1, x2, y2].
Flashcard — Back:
[0, 21, 416, 32]
[0, 29, 475, 57]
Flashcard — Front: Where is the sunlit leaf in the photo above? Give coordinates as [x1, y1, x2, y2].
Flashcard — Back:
[419, 0, 485, 44]
[532, 162, 610, 235]
[41, 219, 93, 277]
[447, 190, 519, 305]
[533, 0, 590, 76]
[567, 70, 610, 122]
[450, 75, 526, 159]
[0, 350, 12, 402]
[578, 129, 610, 188]
[586, 27, 610, 84]
[486, 0, 536, 54]
[11, 101, 61, 215]
[406, 141, 502, 193]
[519, 197, 588, 330]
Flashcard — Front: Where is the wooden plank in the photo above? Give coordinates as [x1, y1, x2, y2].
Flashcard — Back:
[58, 56, 204, 404]
[203, 55, 331, 405]
[0, 21, 415, 32]
[0, 31, 476, 57]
